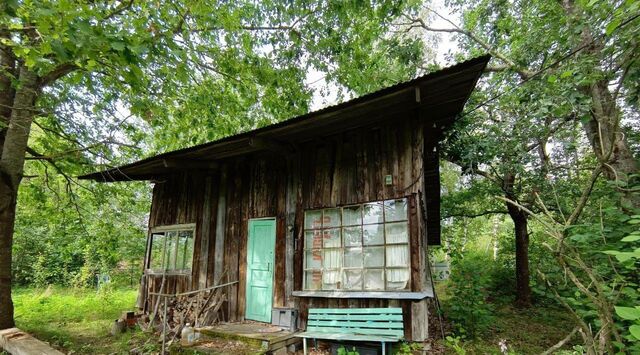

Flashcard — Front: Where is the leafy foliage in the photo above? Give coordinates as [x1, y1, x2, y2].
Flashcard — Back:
[446, 253, 496, 337]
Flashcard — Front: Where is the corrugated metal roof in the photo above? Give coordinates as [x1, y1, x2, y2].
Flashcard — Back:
[80, 54, 490, 181]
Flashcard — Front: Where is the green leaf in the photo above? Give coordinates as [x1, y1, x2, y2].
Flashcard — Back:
[110, 41, 126, 51]
[630, 325, 640, 340]
[606, 18, 621, 36]
[615, 306, 640, 320]
[547, 75, 557, 83]
[621, 234, 640, 242]
[560, 70, 573, 78]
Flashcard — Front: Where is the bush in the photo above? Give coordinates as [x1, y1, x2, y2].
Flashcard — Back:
[446, 253, 496, 337]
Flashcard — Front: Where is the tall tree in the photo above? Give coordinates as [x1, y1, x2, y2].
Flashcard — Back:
[0, 0, 423, 329]
[401, 0, 640, 306]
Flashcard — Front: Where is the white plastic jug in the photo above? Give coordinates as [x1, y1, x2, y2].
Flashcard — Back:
[181, 323, 195, 346]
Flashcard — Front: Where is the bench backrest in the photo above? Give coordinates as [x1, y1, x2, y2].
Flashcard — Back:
[307, 308, 404, 338]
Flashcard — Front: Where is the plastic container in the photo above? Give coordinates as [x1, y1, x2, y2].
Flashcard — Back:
[181, 323, 195, 346]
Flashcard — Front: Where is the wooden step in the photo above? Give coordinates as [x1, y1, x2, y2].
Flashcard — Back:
[0, 328, 64, 355]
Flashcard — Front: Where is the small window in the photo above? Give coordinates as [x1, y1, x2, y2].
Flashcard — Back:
[303, 198, 410, 291]
[148, 226, 195, 273]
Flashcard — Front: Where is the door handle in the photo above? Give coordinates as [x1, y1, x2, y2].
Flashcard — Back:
[267, 262, 271, 272]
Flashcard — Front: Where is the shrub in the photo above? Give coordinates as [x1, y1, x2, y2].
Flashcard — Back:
[446, 253, 496, 337]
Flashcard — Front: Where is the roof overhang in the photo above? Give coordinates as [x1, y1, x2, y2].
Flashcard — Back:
[80, 54, 490, 182]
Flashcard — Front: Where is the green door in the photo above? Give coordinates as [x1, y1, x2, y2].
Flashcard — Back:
[245, 218, 276, 322]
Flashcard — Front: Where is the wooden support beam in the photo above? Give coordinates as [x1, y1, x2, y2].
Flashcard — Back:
[285, 154, 300, 307]
[213, 165, 227, 284]
[199, 176, 213, 289]
[0, 328, 64, 355]
[162, 158, 218, 170]
[248, 137, 295, 155]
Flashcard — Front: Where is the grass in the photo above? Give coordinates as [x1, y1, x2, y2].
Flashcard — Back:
[12, 285, 158, 354]
[435, 282, 578, 354]
[9, 284, 578, 354]
[446, 304, 577, 354]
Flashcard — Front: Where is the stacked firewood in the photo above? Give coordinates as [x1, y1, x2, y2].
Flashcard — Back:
[139, 283, 227, 347]
[168, 286, 227, 329]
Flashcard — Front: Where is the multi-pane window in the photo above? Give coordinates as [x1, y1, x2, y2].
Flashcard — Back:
[303, 198, 410, 291]
[149, 226, 195, 273]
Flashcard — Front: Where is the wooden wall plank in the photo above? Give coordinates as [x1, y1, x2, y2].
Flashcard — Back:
[198, 176, 213, 289]
[213, 166, 227, 285]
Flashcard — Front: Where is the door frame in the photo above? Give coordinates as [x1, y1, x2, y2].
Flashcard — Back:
[244, 217, 277, 323]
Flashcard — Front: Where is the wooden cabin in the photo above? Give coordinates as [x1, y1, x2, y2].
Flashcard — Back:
[80, 55, 489, 342]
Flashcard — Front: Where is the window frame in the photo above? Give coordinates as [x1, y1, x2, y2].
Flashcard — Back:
[302, 198, 412, 292]
[146, 223, 196, 275]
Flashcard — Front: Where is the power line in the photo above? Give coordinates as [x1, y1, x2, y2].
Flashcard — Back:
[457, 11, 640, 120]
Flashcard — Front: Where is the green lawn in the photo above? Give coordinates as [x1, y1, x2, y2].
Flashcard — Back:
[12, 286, 158, 354]
[8, 285, 577, 354]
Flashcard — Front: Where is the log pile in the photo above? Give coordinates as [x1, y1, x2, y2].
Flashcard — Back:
[140, 285, 227, 341]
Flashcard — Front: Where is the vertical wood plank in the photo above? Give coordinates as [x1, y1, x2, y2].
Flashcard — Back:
[213, 166, 228, 285]
[197, 175, 212, 289]
[285, 153, 300, 307]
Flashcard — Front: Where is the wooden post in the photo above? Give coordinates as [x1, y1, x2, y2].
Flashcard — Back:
[213, 166, 227, 284]
[285, 154, 300, 308]
[199, 176, 213, 289]
[162, 296, 168, 354]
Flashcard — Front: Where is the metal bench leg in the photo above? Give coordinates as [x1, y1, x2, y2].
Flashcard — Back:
[382, 341, 386, 355]
[303, 338, 307, 355]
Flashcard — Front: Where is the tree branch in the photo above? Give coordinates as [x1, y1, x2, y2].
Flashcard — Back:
[38, 63, 79, 87]
[402, 9, 533, 79]
[442, 209, 508, 219]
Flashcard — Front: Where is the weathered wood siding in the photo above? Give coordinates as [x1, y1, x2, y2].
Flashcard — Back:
[142, 113, 433, 340]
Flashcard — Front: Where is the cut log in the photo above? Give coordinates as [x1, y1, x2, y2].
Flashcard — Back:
[0, 328, 64, 355]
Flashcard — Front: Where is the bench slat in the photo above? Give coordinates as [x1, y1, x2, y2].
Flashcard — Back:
[298, 332, 401, 342]
[306, 326, 404, 337]
[308, 314, 403, 322]
[307, 320, 404, 329]
[309, 308, 402, 315]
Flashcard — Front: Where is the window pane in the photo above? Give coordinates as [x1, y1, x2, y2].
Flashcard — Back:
[386, 268, 410, 290]
[384, 198, 408, 222]
[150, 233, 166, 269]
[386, 245, 409, 267]
[165, 231, 177, 270]
[323, 270, 340, 290]
[305, 230, 323, 249]
[342, 269, 363, 290]
[305, 270, 322, 290]
[323, 208, 341, 228]
[363, 247, 384, 267]
[364, 269, 384, 290]
[363, 224, 384, 245]
[363, 202, 383, 224]
[343, 227, 362, 247]
[385, 222, 408, 244]
[323, 249, 342, 269]
[342, 205, 362, 226]
[323, 228, 341, 248]
[304, 210, 323, 229]
[176, 230, 193, 270]
[305, 249, 322, 269]
[344, 248, 363, 268]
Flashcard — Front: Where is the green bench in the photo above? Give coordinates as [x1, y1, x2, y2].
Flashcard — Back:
[298, 308, 404, 355]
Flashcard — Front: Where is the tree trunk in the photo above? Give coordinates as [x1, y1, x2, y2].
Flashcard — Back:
[511, 209, 531, 307]
[0, 30, 16, 151]
[503, 172, 532, 307]
[0, 66, 39, 330]
[582, 80, 639, 209]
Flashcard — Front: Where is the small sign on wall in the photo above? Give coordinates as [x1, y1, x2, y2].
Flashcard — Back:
[385, 174, 393, 186]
